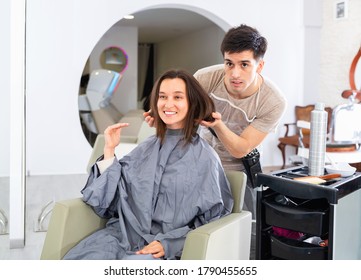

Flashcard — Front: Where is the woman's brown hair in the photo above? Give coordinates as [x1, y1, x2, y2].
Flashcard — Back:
[149, 69, 215, 144]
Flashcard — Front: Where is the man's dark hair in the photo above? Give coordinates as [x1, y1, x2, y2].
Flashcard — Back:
[221, 24, 268, 60]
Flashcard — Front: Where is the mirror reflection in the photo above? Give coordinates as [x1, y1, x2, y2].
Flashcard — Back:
[79, 69, 123, 145]
[100, 46, 128, 73]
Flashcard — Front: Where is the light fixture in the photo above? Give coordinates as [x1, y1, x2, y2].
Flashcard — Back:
[123, 14, 134, 20]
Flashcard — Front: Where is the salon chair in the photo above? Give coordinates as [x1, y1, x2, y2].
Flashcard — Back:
[40, 170, 252, 260]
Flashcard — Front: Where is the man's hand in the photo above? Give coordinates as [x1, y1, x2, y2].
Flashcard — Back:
[136, 240, 165, 259]
[200, 112, 222, 128]
[201, 111, 267, 158]
[143, 110, 155, 128]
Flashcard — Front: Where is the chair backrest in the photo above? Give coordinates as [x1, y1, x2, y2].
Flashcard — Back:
[136, 121, 156, 144]
[91, 104, 123, 134]
[295, 104, 333, 135]
[181, 170, 251, 260]
[118, 116, 145, 138]
[86, 133, 140, 173]
[225, 170, 247, 213]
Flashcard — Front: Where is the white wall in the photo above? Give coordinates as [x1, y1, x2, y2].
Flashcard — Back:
[0, 0, 10, 177]
[3, 0, 321, 176]
[319, 0, 361, 107]
[248, 0, 307, 166]
[303, 0, 323, 106]
[156, 25, 224, 76]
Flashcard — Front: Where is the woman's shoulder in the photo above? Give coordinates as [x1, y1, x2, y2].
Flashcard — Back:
[193, 134, 222, 163]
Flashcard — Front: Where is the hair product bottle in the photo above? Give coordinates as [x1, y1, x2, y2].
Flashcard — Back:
[308, 102, 328, 176]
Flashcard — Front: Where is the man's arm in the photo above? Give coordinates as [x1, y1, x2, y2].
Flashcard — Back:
[201, 112, 267, 158]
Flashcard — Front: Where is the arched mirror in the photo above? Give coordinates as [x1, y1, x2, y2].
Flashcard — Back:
[77, 8, 225, 146]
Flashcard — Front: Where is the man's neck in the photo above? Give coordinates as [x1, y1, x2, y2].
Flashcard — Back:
[229, 74, 263, 99]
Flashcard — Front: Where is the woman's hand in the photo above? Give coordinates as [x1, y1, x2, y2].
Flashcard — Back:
[136, 240, 165, 259]
[103, 122, 129, 159]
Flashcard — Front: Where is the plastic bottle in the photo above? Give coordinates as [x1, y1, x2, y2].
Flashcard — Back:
[308, 102, 328, 176]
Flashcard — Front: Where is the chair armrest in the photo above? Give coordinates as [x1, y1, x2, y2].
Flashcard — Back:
[181, 211, 252, 260]
[40, 198, 107, 260]
[281, 122, 296, 137]
[296, 120, 310, 130]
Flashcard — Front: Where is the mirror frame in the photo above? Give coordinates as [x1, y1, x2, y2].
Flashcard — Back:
[350, 46, 361, 90]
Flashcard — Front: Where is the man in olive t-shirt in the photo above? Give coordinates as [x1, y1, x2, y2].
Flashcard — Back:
[197, 24, 287, 221]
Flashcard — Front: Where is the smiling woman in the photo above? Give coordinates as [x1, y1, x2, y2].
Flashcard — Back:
[62, 69, 232, 260]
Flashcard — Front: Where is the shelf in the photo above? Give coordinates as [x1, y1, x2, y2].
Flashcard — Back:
[270, 233, 328, 260]
[263, 195, 329, 236]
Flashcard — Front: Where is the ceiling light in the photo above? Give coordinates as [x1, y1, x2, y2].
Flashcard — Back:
[123, 14, 134, 20]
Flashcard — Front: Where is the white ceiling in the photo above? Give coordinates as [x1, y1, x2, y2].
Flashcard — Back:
[115, 8, 216, 43]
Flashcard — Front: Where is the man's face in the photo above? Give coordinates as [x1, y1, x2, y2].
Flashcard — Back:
[223, 51, 264, 98]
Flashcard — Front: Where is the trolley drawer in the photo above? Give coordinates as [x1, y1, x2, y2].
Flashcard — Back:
[263, 197, 329, 236]
[270, 234, 328, 260]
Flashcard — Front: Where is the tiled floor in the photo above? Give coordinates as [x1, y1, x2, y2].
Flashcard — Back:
[0, 166, 282, 260]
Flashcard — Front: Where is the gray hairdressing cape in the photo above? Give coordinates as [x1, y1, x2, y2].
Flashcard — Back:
[63, 129, 233, 260]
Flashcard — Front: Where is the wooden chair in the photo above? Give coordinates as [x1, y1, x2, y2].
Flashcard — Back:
[277, 104, 333, 169]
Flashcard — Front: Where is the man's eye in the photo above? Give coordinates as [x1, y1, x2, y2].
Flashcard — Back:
[242, 63, 248, 68]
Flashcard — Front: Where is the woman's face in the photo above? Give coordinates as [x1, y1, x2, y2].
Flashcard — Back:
[157, 78, 189, 129]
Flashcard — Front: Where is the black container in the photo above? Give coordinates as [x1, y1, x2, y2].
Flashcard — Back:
[263, 196, 329, 236]
[270, 234, 328, 260]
